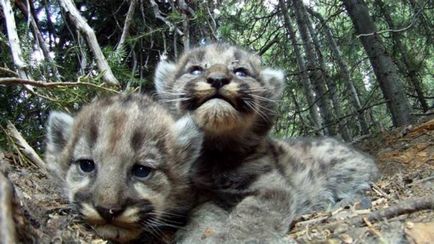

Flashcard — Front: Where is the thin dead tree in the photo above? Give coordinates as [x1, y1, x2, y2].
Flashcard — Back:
[278, 0, 322, 134]
[374, 0, 429, 112]
[292, 0, 338, 136]
[59, 0, 119, 85]
[307, 7, 370, 135]
[305, 13, 351, 141]
[1, 0, 32, 81]
[342, 0, 414, 126]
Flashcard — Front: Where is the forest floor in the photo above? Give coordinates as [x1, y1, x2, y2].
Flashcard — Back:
[1, 118, 433, 243]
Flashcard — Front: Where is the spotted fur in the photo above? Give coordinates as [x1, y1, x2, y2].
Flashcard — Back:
[45, 94, 202, 243]
[155, 43, 379, 242]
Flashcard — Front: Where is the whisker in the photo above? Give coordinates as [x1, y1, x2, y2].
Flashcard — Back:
[249, 94, 281, 103]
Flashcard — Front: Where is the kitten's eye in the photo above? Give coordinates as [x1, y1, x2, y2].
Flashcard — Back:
[132, 164, 153, 179]
[189, 66, 203, 75]
[233, 68, 248, 77]
[77, 159, 95, 173]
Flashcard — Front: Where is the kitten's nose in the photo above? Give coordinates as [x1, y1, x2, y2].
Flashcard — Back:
[207, 73, 230, 89]
[96, 206, 124, 221]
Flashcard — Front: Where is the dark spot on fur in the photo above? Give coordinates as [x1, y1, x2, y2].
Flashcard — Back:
[121, 94, 134, 106]
[233, 50, 242, 61]
[98, 96, 115, 107]
[88, 114, 99, 147]
[131, 128, 145, 151]
[194, 50, 205, 62]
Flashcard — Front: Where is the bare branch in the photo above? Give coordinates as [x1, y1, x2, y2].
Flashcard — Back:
[59, 0, 119, 85]
[116, 0, 138, 52]
[0, 77, 120, 94]
[0, 0, 32, 81]
[149, 0, 183, 35]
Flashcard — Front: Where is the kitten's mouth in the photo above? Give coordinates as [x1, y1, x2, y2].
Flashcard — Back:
[200, 93, 236, 108]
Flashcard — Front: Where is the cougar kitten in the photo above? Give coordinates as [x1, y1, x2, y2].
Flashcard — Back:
[45, 94, 202, 243]
[155, 43, 378, 242]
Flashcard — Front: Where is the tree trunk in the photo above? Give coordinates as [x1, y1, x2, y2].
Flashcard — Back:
[116, 0, 138, 53]
[278, 0, 322, 134]
[1, 0, 32, 80]
[342, 0, 414, 126]
[291, 0, 337, 136]
[374, 0, 428, 112]
[305, 13, 351, 141]
[307, 7, 370, 135]
[179, 0, 191, 51]
[59, 0, 119, 85]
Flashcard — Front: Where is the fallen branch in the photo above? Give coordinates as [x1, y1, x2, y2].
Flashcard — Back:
[5, 121, 46, 173]
[59, 0, 119, 85]
[321, 196, 434, 230]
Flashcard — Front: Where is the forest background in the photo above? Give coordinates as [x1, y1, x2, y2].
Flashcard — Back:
[0, 0, 433, 154]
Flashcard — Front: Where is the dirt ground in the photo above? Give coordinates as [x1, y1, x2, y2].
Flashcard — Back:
[1, 118, 433, 243]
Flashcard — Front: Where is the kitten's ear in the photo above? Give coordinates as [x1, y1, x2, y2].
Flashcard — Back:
[155, 61, 176, 95]
[170, 116, 203, 171]
[260, 68, 285, 98]
[45, 111, 74, 177]
[46, 111, 74, 152]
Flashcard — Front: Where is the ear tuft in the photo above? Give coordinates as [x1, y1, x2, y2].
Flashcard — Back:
[155, 61, 177, 96]
[260, 68, 285, 98]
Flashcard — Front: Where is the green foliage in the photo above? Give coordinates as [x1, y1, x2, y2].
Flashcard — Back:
[0, 0, 433, 150]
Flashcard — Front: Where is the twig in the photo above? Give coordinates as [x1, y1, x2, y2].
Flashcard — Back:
[0, 67, 18, 77]
[149, 0, 183, 35]
[5, 121, 47, 173]
[0, 77, 119, 93]
[408, 175, 434, 186]
[294, 215, 330, 228]
[363, 217, 385, 243]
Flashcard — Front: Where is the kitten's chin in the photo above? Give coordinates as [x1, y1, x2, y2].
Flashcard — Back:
[94, 225, 142, 243]
[193, 99, 253, 135]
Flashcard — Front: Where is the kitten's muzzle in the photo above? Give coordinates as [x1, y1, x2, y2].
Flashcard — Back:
[207, 72, 230, 89]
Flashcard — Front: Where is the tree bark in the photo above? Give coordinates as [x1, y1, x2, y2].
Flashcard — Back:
[278, 0, 322, 134]
[116, 0, 138, 53]
[59, 0, 119, 85]
[291, 0, 337, 136]
[179, 0, 191, 51]
[1, 0, 32, 80]
[374, 0, 428, 112]
[342, 0, 414, 126]
[307, 7, 370, 135]
[305, 13, 351, 141]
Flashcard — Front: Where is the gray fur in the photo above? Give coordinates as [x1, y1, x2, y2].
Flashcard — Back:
[45, 94, 202, 243]
[154, 43, 379, 243]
